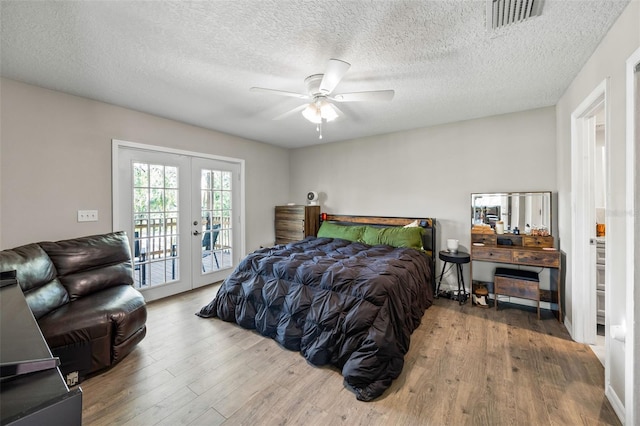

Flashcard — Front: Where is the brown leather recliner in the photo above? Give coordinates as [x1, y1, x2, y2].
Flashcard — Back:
[0, 231, 146, 385]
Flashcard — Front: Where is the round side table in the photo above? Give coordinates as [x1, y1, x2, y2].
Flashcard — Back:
[436, 250, 471, 305]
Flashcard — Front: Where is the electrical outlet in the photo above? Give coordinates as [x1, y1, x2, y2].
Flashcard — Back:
[77, 210, 98, 222]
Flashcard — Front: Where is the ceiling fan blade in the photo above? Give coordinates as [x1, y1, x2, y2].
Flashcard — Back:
[327, 102, 344, 119]
[331, 90, 395, 102]
[319, 59, 351, 95]
[250, 87, 309, 99]
[273, 103, 307, 120]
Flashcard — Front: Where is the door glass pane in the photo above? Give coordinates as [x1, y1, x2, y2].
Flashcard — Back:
[201, 168, 232, 273]
[133, 162, 180, 288]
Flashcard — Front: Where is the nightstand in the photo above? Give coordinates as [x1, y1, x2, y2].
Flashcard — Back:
[436, 250, 471, 305]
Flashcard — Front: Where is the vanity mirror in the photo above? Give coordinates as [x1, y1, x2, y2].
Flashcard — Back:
[471, 191, 552, 235]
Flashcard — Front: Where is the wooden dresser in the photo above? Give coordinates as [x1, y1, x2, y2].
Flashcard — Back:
[275, 205, 321, 245]
[470, 233, 563, 321]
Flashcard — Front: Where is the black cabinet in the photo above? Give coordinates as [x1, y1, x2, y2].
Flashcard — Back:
[1, 275, 82, 426]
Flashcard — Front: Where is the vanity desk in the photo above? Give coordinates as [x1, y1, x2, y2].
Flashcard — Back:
[470, 192, 563, 321]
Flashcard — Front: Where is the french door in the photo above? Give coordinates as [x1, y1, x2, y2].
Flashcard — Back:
[191, 157, 240, 288]
[114, 141, 242, 301]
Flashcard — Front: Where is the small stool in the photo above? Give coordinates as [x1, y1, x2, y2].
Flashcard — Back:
[494, 267, 540, 319]
[436, 250, 471, 305]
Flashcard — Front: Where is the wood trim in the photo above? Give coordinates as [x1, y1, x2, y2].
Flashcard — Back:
[324, 215, 434, 228]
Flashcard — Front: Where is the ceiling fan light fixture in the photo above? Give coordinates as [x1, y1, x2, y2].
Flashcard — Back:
[302, 103, 322, 123]
[302, 99, 338, 123]
[319, 100, 338, 122]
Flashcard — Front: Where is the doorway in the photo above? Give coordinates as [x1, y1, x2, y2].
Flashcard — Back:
[591, 104, 607, 365]
[113, 140, 244, 302]
[570, 79, 608, 346]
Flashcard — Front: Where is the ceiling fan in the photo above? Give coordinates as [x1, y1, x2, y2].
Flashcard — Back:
[250, 59, 394, 139]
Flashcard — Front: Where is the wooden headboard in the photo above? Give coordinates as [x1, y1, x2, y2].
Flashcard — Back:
[322, 214, 438, 289]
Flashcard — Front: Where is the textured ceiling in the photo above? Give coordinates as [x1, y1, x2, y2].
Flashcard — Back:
[0, 1, 630, 148]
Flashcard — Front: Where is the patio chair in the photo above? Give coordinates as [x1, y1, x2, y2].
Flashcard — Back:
[202, 224, 220, 269]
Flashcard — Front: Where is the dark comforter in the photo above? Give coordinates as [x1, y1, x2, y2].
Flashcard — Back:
[197, 237, 433, 401]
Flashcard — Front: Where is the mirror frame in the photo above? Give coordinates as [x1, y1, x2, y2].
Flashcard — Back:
[471, 191, 553, 235]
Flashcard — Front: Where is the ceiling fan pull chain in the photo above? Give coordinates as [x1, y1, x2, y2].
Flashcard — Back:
[319, 120, 323, 139]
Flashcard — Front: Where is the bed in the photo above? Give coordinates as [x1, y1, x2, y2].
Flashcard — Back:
[197, 215, 437, 401]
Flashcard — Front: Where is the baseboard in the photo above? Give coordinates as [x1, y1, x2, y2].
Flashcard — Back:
[564, 317, 574, 340]
[605, 385, 625, 424]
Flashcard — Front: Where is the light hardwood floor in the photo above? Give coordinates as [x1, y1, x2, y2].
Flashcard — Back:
[80, 285, 620, 425]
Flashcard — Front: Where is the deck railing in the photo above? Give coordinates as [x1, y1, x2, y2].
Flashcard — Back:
[134, 216, 231, 263]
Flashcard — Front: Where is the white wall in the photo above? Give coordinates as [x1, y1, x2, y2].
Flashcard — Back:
[0, 78, 290, 252]
[555, 0, 639, 419]
[290, 106, 557, 287]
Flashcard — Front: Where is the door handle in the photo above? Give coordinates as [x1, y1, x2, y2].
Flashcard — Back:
[193, 230, 201, 236]
[611, 324, 626, 343]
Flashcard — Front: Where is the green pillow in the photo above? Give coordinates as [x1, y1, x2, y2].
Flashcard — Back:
[317, 222, 365, 242]
[361, 226, 424, 250]
[361, 226, 383, 246]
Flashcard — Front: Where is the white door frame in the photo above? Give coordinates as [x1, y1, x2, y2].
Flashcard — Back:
[624, 46, 640, 426]
[112, 139, 246, 300]
[570, 78, 608, 345]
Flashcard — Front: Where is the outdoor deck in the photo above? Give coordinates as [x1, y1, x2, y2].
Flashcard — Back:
[132, 215, 233, 289]
[133, 250, 233, 289]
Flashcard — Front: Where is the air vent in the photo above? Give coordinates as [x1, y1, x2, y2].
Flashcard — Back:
[487, 0, 543, 30]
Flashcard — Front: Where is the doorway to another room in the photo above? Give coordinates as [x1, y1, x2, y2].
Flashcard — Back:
[592, 104, 607, 365]
[571, 80, 608, 350]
